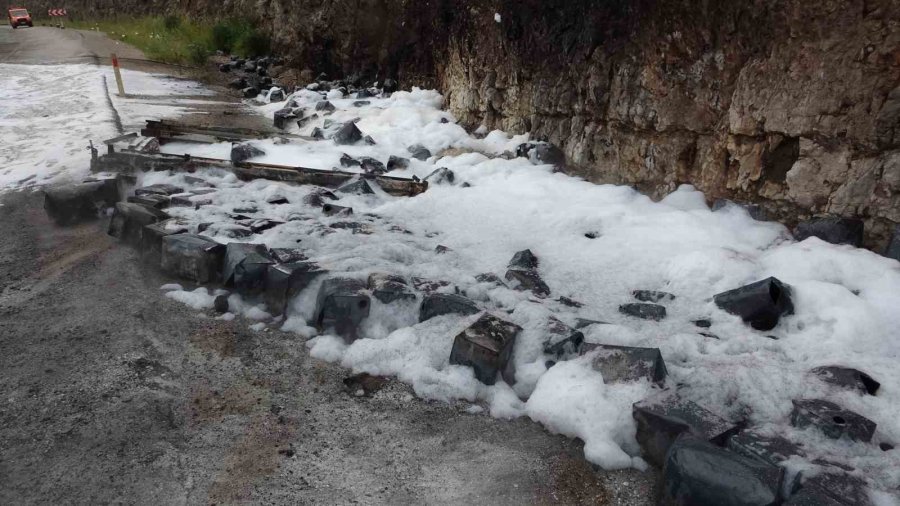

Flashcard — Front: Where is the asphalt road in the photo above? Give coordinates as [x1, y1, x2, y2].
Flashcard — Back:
[0, 25, 657, 505]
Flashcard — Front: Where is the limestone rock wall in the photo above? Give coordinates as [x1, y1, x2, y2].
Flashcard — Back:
[40, 0, 900, 247]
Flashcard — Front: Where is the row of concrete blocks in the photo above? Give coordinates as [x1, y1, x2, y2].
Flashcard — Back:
[637, 391, 883, 505]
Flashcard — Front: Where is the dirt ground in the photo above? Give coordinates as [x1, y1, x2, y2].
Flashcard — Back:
[0, 25, 659, 505]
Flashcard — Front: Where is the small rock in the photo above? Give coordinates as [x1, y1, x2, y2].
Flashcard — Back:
[387, 155, 409, 171]
[315, 100, 336, 113]
[322, 203, 353, 216]
[343, 373, 387, 396]
[424, 167, 454, 184]
[340, 153, 360, 168]
[505, 269, 551, 297]
[885, 225, 900, 261]
[363, 135, 377, 145]
[242, 87, 260, 99]
[583, 343, 667, 385]
[359, 157, 386, 175]
[508, 249, 539, 270]
[435, 245, 451, 254]
[543, 317, 584, 361]
[314, 278, 371, 341]
[368, 273, 415, 304]
[408, 144, 432, 160]
[268, 88, 285, 102]
[310, 127, 325, 140]
[693, 319, 712, 328]
[230, 143, 266, 164]
[633, 290, 675, 303]
[353, 100, 370, 107]
[266, 195, 289, 205]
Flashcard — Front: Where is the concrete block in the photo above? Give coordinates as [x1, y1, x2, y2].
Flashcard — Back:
[713, 277, 793, 331]
[811, 366, 880, 395]
[419, 293, 479, 322]
[140, 220, 187, 265]
[368, 273, 415, 304]
[583, 343, 667, 385]
[449, 312, 521, 385]
[315, 278, 370, 340]
[223, 243, 274, 295]
[108, 202, 169, 245]
[265, 262, 325, 316]
[790, 399, 876, 443]
[619, 302, 667, 321]
[160, 234, 225, 283]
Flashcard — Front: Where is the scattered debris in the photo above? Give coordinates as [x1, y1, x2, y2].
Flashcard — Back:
[713, 277, 793, 331]
[449, 312, 521, 385]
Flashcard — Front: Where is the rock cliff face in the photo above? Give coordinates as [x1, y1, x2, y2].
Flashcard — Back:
[43, 0, 900, 247]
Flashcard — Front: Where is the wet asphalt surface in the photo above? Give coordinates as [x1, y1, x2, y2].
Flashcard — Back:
[0, 25, 657, 505]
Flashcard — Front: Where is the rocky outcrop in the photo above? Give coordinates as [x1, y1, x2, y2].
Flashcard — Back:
[43, 0, 900, 248]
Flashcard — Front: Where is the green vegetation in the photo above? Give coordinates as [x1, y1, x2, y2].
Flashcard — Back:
[68, 16, 271, 66]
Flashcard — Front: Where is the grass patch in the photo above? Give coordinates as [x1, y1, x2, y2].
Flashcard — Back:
[69, 16, 271, 66]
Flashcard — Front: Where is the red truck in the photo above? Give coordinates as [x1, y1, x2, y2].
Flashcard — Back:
[8, 7, 33, 28]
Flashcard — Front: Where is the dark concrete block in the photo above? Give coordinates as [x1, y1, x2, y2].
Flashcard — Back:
[223, 243, 274, 295]
[315, 278, 370, 340]
[408, 144, 432, 160]
[273, 108, 295, 129]
[419, 293, 479, 322]
[713, 277, 794, 331]
[543, 317, 584, 361]
[269, 248, 307, 264]
[633, 392, 742, 466]
[726, 430, 803, 467]
[315, 100, 336, 112]
[265, 262, 325, 316]
[424, 167, 454, 184]
[619, 302, 667, 321]
[583, 343, 667, 385]
[449, 312, 521, 385]
[368, 273, 415, 304]
[387, 155, 409, 171]
[43, 182, 111, 225]
[790, 399, 876, 442]
[128, 194, 170, 209]
[794, 217, 864, 247]
[799, 470, 873, 506]
[140, 220, 187, 265]
[811, 366, 880, 395]
[108, 202, 169, 246]
[340, 153, 360, 168]
[359, 157, 386, 175]
[214, 294, 229, 313]
[160, 234, 225, 284]
[885, 225, 900, 261]
[660, 435, 783, 506]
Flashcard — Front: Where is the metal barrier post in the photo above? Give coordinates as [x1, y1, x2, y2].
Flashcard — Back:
[111, 53, 126, 97]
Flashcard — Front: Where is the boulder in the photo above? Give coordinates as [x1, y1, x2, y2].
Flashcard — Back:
[315, 100, 336, 113]
[43, 181, 117, 225]
[660, 435, 784, 506]
[449, 312, 521, 385]
[314, 278, 371, 340]
[619, 302, 667, 321]
[159, 234, 225, 283]
[633, 290, 675, 303]
[632, 392, 742, 466]
[230, 143, 266, 164]
[367, 273, 416, 304]
[108, 202, 169, 245]
[337, 179, 376, 195]
[713, 277, 793, 331]
[223, 243, 274, 295]
[811, 366, 880, 395]
[322, 203, 352, 216]
[408, 144, 431, 160]
[794, 217, 864, 247]
[542, 317, 584, 361]
[140, 220, 187, 265]
[582, 343, 667, 385]
[387, 155, 409, 171]
[265, 262, 325, 316]
[508, 249, 539, 270]
[273, 108, 295, 129]
[359, 157, 386, 175]
[789, 399, 876, 442]
[419, 293, 479, 322]
[333, 121, 363, 145]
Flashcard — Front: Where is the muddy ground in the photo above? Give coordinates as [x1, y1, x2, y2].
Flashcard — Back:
[0, 24, 657, 505]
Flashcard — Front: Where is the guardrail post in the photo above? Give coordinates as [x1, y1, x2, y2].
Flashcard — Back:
[111, 53, 127, 97]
